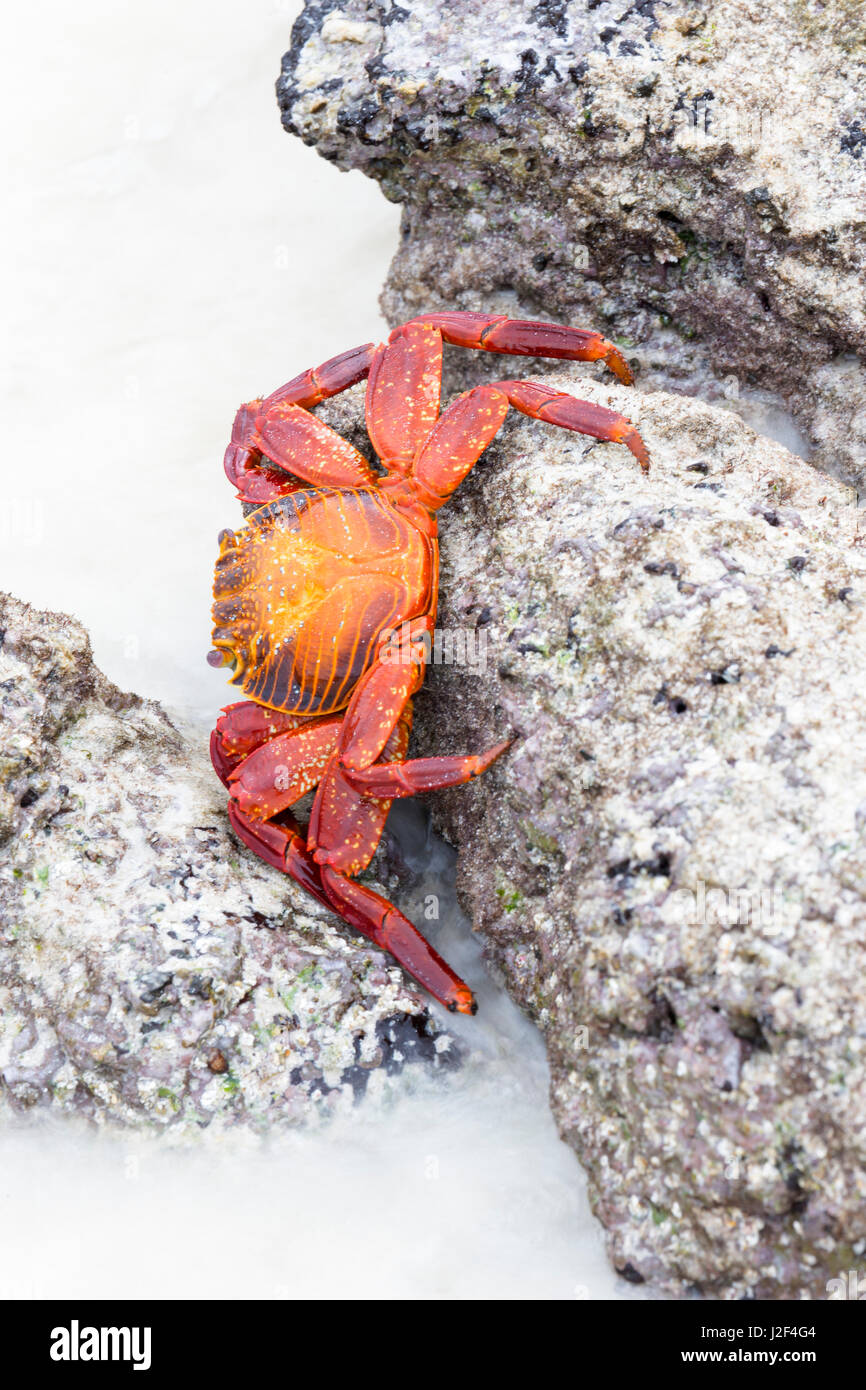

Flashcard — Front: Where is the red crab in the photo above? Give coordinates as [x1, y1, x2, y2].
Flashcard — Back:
[208, 312, 648, 1014]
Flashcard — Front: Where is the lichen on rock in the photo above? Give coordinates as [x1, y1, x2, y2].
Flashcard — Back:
[0, 595, 455, 1132]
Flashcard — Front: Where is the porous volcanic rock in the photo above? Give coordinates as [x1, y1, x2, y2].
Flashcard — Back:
[318, 366, 866, 1299]
[0, 595, 455, 1132]
[278, 0, 866, 487]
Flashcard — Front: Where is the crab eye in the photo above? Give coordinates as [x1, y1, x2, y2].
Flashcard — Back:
[207, 647, 237, 671]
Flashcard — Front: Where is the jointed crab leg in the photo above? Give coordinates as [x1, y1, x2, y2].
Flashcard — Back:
[212, 704, 339, 911]
[253, 406, 377, 491]
[223, 403, 308, 505]
[365, 321, 647, 480]
[224, 341, 377, 501]
[304, 623, 508, 1014]
[403, 375, 648, 511]
[227, 716, 343, 818]
[404, 311, 635, 385]
[227, 802, 332, 913]
[343, 742, 510, 798]
[365, 323, 443, 473]
[262, 342, 378, 413]
[335, 618, 432, 770]
[491, 379, 649, 471]
[214, 694, 482, 1011]
[309, 702, 481, 1014]
[210, 700, 319, 784]
[318, 864, 477, 1014]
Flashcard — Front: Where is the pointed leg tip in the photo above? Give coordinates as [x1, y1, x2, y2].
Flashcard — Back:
[622, 427, 650, 472]
[605, 345, 635, 386]
[474, 739, 512, 775]
[447, 989, 478, 1016]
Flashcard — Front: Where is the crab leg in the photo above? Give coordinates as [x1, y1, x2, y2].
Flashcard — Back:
[227, 716, 342, 819]
[214, 696, 477, 1011]
[401, 374, 647, 510]
[491, 379, 649, 470]
[404, 311, 635, 385]
[319, 865, 477, 1014]
[400, 384, 509, 504]
[343, 741, 510, 797]
[335, 618, 431, 770]
[227, 802, 332, 912]
[365, 323, 443, 473]
[223, 403, 307, 505]
[216, 709, 342, 909]
[209, 701, 317, 785]
[306, 624, 509, 1014]
[262, 342, 378, 413]
[224, 341, 377, 502]
[309, 706, 479, 1014]
[252, 406, 377, 490]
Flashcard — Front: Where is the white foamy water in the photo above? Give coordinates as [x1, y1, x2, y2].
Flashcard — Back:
[1, 846, 631, 1301]
[1, 0, 650, 1301]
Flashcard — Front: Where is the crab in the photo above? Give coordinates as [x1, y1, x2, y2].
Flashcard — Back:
[208, 312, 648, 1014]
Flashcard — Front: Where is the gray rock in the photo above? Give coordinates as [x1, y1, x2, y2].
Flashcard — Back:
[316, 370, 866, 1298]
[277, 0, 866, 487]
[0, 595, 455, 1132]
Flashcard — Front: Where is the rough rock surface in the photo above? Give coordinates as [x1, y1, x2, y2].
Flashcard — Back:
[316, 368, 866, 1298]
[278, 0, 866, 487]
[0, 595, 455, 1132]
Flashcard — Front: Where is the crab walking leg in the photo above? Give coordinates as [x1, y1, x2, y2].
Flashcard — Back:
[227, 802, 332, 913]
[319, 865, 477, 1014]
[308, 630, 507, 1013]
[309, 709, 478, 1013]
[224, 341, 377, 501]
[364, 322, 443, 473]
[308, 706, 412, 868]
[335, 618, 432, 771]
[492, 379, 650, 470]
[402, 385, 509, 503]
[209, 701, 322, 786]
[312, 781, 479, 1013]
[261, 342, 378, 413]
[404, 311, 635, 386]
[227, 716, 342, 818]
[399, 378, 647, 509]
[252, 405, 378, 490]
[343, 741, 511, 797]
[213, 707, 341, 902]
[223, 403, 308, 505]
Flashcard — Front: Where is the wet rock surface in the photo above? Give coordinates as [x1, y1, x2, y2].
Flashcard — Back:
[316, 368, 866, 1298]
[0, 595, 455, 1131]
[278, 0, 866, 487]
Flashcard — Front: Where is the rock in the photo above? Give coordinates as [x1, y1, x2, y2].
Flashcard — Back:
[277, 0, 866, 487]
[0, 595, 455, 1132]
[313, 369, 866, 1298]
